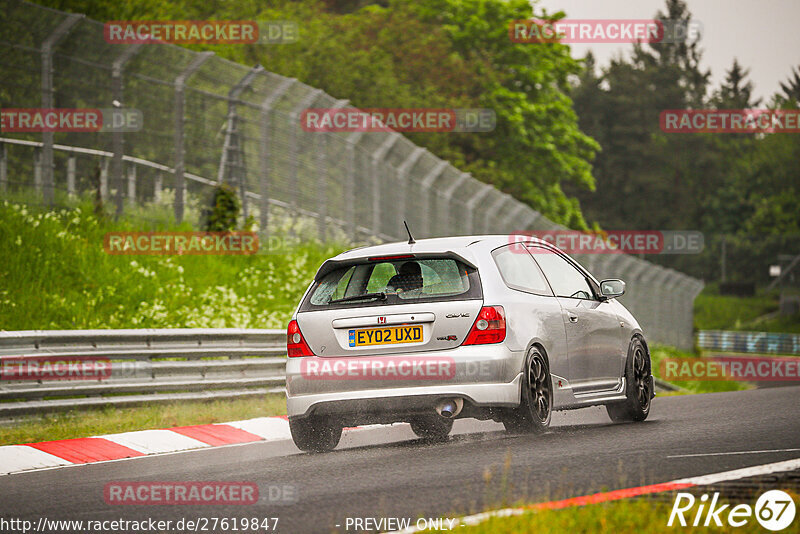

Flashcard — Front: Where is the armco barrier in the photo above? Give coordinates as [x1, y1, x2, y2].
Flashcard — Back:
[697, 330, 800, 355]
[0, 329, 286, 416]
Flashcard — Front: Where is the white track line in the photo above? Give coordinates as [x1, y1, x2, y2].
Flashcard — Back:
[674, 457, 800, 485]
[668, 448, 800, 459]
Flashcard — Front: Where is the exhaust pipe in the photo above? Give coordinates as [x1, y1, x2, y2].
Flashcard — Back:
[435, 398, 463, 418]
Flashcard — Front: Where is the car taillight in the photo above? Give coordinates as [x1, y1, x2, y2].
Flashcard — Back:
[287, 319, 314, 357]
[463, 306, 506, 345]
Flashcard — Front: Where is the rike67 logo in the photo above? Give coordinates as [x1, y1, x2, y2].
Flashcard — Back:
[669, 490, 796, 531]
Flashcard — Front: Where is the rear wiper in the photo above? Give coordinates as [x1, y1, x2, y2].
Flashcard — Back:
[328, 292, 388, 304]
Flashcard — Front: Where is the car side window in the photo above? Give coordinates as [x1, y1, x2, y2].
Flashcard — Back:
[529, 246, 594, 300]
[492, 244, 552, 295]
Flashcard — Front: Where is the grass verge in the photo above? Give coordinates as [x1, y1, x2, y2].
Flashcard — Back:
[650, 344, 750, 394]
[0, 197, 346, 330]
[693, 292, 778, 331]
[458, 494, 796, 533]
[0, 394, 286, 446]
[739, 312, 800, 334]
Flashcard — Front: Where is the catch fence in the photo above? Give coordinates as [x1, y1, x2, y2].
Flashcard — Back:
[0, 0, 703, 349]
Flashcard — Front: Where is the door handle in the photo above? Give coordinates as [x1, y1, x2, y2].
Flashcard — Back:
[568, 313, 578, 323]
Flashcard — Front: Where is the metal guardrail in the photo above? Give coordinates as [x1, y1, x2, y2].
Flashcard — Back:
[697, 330, 800, 355]
[0, 328, 683, 417]
[653, 378, 683, 393]
[0, 329, 287, 416]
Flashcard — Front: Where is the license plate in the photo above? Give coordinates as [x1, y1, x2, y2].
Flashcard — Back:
[348, 325, 423, 347]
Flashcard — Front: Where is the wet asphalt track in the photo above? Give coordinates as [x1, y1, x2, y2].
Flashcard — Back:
[1, 386, 799, 533]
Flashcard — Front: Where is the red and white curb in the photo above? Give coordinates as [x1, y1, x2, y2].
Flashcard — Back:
[391, 457, 800, 532]
[0, 416, 373, 476]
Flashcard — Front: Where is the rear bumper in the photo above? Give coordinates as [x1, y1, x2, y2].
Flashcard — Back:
[285, 344, 524, 419]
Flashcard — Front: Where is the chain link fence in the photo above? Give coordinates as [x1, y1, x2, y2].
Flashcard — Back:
[0, 0, 704, 349]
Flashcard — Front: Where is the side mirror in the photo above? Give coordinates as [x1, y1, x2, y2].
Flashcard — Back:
[599, 279, 625, 299]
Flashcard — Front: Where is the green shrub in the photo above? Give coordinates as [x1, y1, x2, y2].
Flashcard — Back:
[201, 184, 240, 232]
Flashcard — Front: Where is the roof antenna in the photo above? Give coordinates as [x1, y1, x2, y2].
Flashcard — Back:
[404, 220, 416, 245]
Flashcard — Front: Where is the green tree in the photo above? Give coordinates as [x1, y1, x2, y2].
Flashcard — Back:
[569, 0, 712, 231]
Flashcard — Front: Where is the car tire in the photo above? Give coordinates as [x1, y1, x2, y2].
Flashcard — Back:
[409, 416, 453, 442]
[502, 346, 552, 433]
[606, 336, 653, 423]
[289, 416, 342, 452]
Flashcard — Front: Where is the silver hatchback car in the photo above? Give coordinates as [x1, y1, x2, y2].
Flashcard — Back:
[285, 235, 654, 451]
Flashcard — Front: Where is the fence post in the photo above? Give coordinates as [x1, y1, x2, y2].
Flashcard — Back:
[316, 99, 349, 242]
[688, 280, 704, 349]
[503, 203, 527, 234]
[127, 163, 136, 206]
[345, 129, 366, 241]
[622, 261, 650, 329]
[66, 155, 75, 197]
[154, 172, 162, 203]
[0, 142, 7, 192]
[100, 158, 109, 200]
[663, 270, 682, 347]
[635, 265, 659, 343]
[40, 13, 82, 206]
[465, 182, 493, 234]
[652, 267, 673, 346]
[672, 279, 694, 351]
[173, 51, 213, 224]
[34, 148, 42, 193]
[258, 77, 296, 237]
[371, 134, 400, 238]
[396, 147, 425, 231]
[287, 88, 323, 232]
[521, 208, 542, 231]
[217, 65, 264, 222]
[111, 44, 143, 218]
[419, 160, 447, 238]
[483, 192, 511, 234]
[602, 253, 628, 282]
[441, 172, 468, 234]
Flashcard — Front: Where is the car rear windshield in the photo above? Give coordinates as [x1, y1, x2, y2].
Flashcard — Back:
[302, 258, 482, 309]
